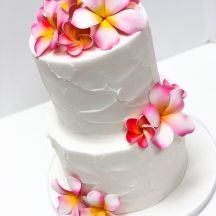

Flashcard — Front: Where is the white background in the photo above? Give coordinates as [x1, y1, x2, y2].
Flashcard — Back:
[0, 0, 216, 118]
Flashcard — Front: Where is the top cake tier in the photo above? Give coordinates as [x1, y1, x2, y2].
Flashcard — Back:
[30, 2, 159, 135]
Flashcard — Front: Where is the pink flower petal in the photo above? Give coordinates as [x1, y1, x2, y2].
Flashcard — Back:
[80, 34, 94, 49]
[82, 0, 105, 17]
[57, 7, 69, 30]
[131, 0, 139, 3]
[137, 115, 150, 128]
[126, 2, 139, 9]
[51, 179, 71, 195]
[34, 36, 51, 57]
[87, 190, 104, 208]
[44, 0, 58, 28]
[57, 195, 73, 215]
[143, 104, 160, 128]
[163, 113, 195, 136]
[37, 7, 45, 22]
[59, 34, 75, 45]
[163, 88, 185, 115]
[31, 22, 51, 38]
[149, 83, 170, 114]
[60, 0, 76, 11]
[125, 118, 141, 134]
[105, 0, 130, 16]
[67, 176, 82, 196]
[80, 208, 95, 216]
[50, 30, 58, 49]
[107, 8, 145, 35]
[145, 127, 155, 139]
[137, 136, 149, 148]
[126, 131, 142, 144]
[69, 3, 79, 17]
[72, 8, 102, 29]
[94, 19, 120, 50]
[104, 194, 120, 212]
[67, 44, 83, 56]
[151, 122, 174, 149]
[71, 205, 80, 216]
[63, 21, 77, 40]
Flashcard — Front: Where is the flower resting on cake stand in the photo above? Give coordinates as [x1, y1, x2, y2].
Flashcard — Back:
[125, 80, 195, 149]
[52, 177, 121, 216]
[81, 190, 120, 216]
[71, 0, 145, 50]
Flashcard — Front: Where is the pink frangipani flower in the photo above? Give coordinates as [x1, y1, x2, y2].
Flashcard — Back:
[31, 0, 69, 56]
[125, 116, 155, 148]
[52, 177, 84, 215]
[59, 21, 93, 56]
[80, 190, 120, 216]
[143, 80, 195, 149]
[71, 0, 145, 50]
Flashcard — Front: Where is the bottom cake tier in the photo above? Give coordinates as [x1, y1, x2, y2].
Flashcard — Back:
[48, 108, 188, 214]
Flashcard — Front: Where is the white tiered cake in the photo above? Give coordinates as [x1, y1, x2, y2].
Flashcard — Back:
[30, 0, 195, 215]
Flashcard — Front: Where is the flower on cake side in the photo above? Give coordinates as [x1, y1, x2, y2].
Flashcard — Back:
[31, 0, 145, 57]
[52, 176, 121, 216]
[52, 176, 84, 215]
[72, 0, 145, 50]
[125, 79, 195, 149]
[125, 116, 155, 148]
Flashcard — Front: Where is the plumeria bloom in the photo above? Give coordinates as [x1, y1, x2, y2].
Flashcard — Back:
[52, 177, 84, 215]
[125, 116, 155, 148]
[31, 0, 69, 56]
[59, 21, 93, 56]
[71, 0, 145, 50]
[143, 80, 195, 149]
[80, 190, 120, 216]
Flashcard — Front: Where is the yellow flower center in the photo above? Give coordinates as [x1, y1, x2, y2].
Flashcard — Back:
[61, 2, 69, 11]
[65, 194, 80, 206]
[42, 28, 55, 39]
[90, 208, 108, 216]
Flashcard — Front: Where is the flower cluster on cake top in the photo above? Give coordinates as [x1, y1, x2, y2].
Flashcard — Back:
[31, 0, 145, 57]
[125, 80, 195, 149]
[52, 176, 120, 216]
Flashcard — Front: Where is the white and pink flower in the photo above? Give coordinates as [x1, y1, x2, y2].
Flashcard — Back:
[71, 0, 145, 50]
[52, 177, 121, 216]
[31, 0, 146, 56]
[59, 21, 93, 56]
[52, 177, 84, 215]
[31, 0, 69, 56]
[125, 80, 195, 149]
[81, 190, 120, 216]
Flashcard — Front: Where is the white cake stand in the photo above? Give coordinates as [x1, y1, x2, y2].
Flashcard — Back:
[48, 118, 216, 216]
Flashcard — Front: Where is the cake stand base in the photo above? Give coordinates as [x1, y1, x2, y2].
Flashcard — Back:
[48, 118, 216, 216]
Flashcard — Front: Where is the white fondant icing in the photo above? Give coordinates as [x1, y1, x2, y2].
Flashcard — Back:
[30, 6, 159, 134]
[48, 107, 188, 214]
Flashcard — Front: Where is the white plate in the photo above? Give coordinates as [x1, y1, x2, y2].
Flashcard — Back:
[48, 118, 216, 216]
